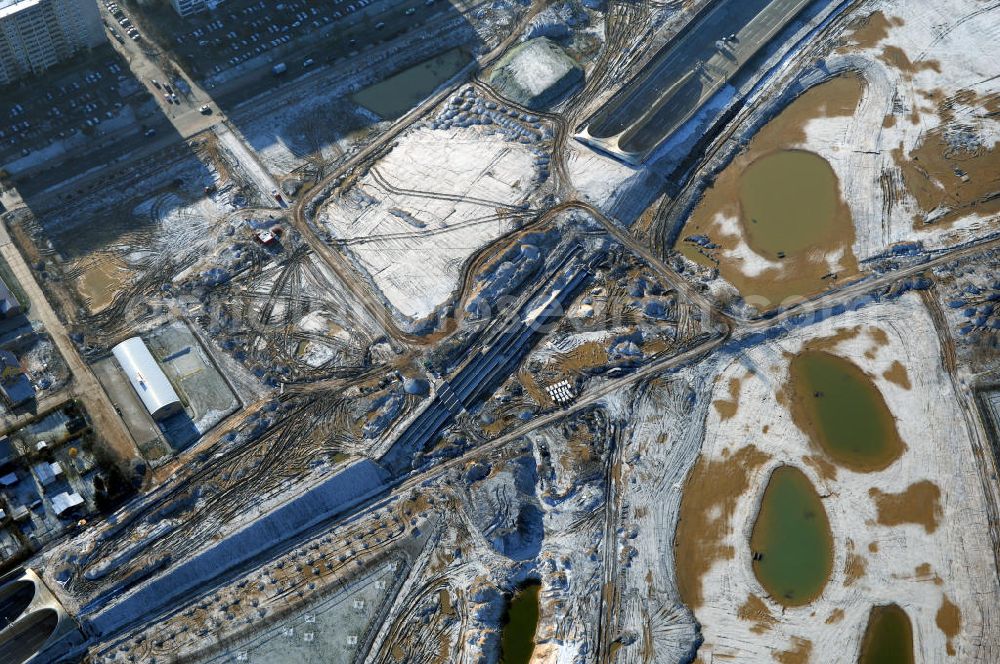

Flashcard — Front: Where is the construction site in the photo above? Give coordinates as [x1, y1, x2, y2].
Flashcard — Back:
[0, 0, 997, 662]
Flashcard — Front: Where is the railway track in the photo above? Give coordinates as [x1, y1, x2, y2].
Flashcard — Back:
[66, 187, 729, 601]
[71, 393, 345, 595]
[56, 3, 1000, 659]
[595, 422, 627, 661]
[572, 0, 655, 117]
[368, 572, 456, 664]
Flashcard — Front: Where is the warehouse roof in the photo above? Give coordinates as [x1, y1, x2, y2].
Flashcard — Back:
[111, 337, 182, 420]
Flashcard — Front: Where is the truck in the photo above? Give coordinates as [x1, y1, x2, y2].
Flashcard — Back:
[272, 62, 287, 75]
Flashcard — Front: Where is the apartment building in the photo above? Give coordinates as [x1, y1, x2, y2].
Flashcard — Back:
[170, 0, 224, 18]
[0, 0, 105, 85]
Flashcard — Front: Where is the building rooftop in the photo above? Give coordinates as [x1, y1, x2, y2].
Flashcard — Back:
[0, 277, 21, 319]
[111, 337, 183, 420]
[0, 352, 33, 407]
[0, 438, 14, 466]
[32, 461, 62, 487]
[51, 491, 83, 516]
[0, 0, 43, 20]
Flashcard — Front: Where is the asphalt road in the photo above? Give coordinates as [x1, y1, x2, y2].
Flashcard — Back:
[587, 0, 814, 156]
[589, 0, 775, 138]
[24, 0, 1000, 652]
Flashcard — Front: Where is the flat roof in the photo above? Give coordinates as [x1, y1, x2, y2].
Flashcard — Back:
[51, 491, 83, 515]
[0, 0, 43, 20]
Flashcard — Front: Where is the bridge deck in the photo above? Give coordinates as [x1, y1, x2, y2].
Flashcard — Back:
[580, 0, 818, 162]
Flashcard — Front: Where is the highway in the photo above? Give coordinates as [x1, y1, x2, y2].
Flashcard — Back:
[580, 0, 817, 161]
[13, 0, 1000, 658]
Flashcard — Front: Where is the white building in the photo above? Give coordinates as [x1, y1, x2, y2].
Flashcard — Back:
[170, 0, 224, 18]
[111, 337, 183, 421]
[0, 0, 104, 85]
[32, 461, 62, 487]
[51, 490, 83, 515]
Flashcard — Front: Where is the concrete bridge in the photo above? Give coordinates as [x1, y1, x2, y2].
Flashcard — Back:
[0, 567, 85, 664]
[577, 0, 818, 164]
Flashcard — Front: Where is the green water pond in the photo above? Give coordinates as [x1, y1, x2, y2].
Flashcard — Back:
[500, 582, 540, 664]
[790, 349, 905, 471]
[751, 465, 833, 606]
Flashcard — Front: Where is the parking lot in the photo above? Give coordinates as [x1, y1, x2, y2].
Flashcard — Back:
[103, 0, 143, 45]
[122, 0, 460, 84]
[0, 45, 152, 171]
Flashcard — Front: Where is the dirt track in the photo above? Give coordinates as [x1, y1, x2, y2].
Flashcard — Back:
[0, 191, 141, 471]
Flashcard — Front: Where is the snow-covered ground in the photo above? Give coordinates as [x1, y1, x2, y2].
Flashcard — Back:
[318, 125, 543, 326]
[689, 292, 1000, 662]
[565, 140, 663, 223]
[662, 0, 1000, 314]
[525, 420, 610, 663]
[215, 125, 280, 196]
[800, 0, 1000, 259]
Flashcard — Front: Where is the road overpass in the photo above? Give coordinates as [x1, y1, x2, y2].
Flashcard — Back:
[0, 567, 85, 664]
[577, 0, 817, 164]
[380, 247, 593, 474]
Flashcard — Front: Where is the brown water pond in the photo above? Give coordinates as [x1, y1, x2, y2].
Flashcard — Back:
[739, 149, 841, 260]
[676, 74, 864, 308]
[858, 603, 915, 664]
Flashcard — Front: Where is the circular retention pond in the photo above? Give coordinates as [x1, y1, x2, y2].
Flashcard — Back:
[750, 466, 833, 606]
[739, 149, 841, 260]
[859, 604, 915, 664]
[789, 349, 905, 471]
[500, 581, 541, 664]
